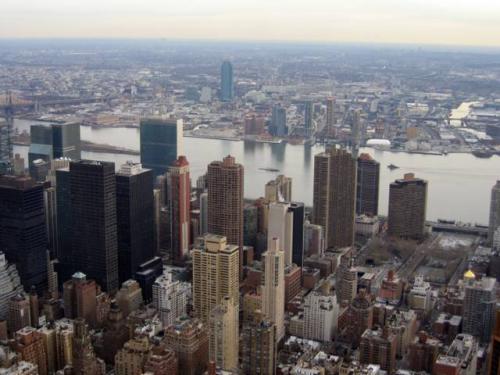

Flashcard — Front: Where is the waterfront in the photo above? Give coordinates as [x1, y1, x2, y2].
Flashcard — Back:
[13, 119, 500, 224]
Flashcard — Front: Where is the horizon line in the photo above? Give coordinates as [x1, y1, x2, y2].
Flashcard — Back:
[1, 36, 500, 52]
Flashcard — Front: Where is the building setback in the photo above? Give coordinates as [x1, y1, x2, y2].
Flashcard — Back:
[192, 234, 239, 323]
[312, 147, 356, 249]
[387, 173, 427, 240]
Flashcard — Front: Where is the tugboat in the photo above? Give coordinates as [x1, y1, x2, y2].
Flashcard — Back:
[387, 164, 399, 170]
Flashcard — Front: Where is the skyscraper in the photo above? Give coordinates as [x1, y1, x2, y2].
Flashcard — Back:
[240, 313, 276, 375]
[489, 181, 500, 245]
[207, 155, 244, 262]
[270, 105, 287, 137]
[28, 123, 81, 178]
[359, 327, 398, 374]
[51, 122, 81, 160]
[69, 160, 119, 292]
[462, 271, 497, 343]
[488, 310, 500, 375]
[303, 283, 339, 342]
[262, 237, 285, 342]
[199, 192, 208, 236]
[357, 153, 380, 216]
[267, 202, 294, 266]
[304, 101, 313, 133]
[192, 234, 239, 323]
[326, 97, 335, 129]
[208, 296, 239, 371]
[164, 319, 209, 375]
[244, 114, 265, 135]
[387, 173, 427, 240]
[0, 252, 24, 321]
[152, 270, 190, 327]
[220, 61, 234, 102]
[116, 161, 155, 283]
[72, 318, 106, 375]
[140, 117, 184, 177]
[0, 175, 47, 291]
[312, 147, 356, 249]
[55, 168, 72, 280]
[168, 156, 191, 265]
[289, 202, 305, 267]
[265, 174, 292, 203]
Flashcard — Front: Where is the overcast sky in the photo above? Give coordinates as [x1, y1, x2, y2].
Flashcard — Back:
[1, 0, 500, 46]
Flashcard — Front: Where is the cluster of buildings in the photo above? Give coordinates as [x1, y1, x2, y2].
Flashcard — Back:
[0, 51, 500, 375]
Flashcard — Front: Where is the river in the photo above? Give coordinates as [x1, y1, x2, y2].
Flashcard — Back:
[12, 119, 500, 225]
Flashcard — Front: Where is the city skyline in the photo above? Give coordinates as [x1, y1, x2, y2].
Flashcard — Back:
[1, 0, 500, 47]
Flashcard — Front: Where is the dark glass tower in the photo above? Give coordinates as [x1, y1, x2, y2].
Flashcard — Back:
[0, 175, 47, 291]
[52, 122, 81, 160]
[220, 61, 234, 102]
[356, 154, 380, 216]
[28, 125, 53, 175]
[304, 101, 313, 131]
[289, 202, 305, 267]
[69, 160, 119, 293]
[270, 105, 287, 137]
[140, 118, 183, 177]
[29, 123, 81, 178]
[116, 162, 155, 283]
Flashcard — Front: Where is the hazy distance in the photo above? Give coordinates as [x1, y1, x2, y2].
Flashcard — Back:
[1, 0, 500, 47]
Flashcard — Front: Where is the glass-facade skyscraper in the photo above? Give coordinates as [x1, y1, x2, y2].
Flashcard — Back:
[270, 105, 287, 137]
[0, 175, 47, 292]
[220, 61, 234, 102]
[140, 118, 184, 177]
[28, 122, 81, 176]
[116, 162, 155, 283]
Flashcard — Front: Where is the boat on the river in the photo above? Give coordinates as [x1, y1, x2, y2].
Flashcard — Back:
[472, 150, 494, 158]
[387, 164, 399, 170]
[259, 167, 280, 172]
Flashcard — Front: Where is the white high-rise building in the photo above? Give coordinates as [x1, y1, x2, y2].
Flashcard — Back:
[268, 202, 294, 266]
[152, 270, 190, 327]
[408, 275, 432, 312]
[0, 252, 24, 320]
[262, 237, 285, 342]
[303, 283, 339, 342]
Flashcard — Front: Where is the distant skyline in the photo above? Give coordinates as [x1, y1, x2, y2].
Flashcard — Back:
[1, 0, 500, 47]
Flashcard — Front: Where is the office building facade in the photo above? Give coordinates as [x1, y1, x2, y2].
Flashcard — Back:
[140, 117, 183, 176]
[312, 147, 356, 249]
[357, 153, 380, 216]
[262, 237, 285, 342]
[0, 176, 47, 291]
[387, 173, 427, 240]
[207, 155, 244, 254]
[220, 61, 234, 102]
[168, 156, 191, 265]
[69, 160, 119, 292]
[116, 162, 155, 283]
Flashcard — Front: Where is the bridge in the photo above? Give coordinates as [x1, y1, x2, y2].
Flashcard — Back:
[0, 96, 109, 112]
